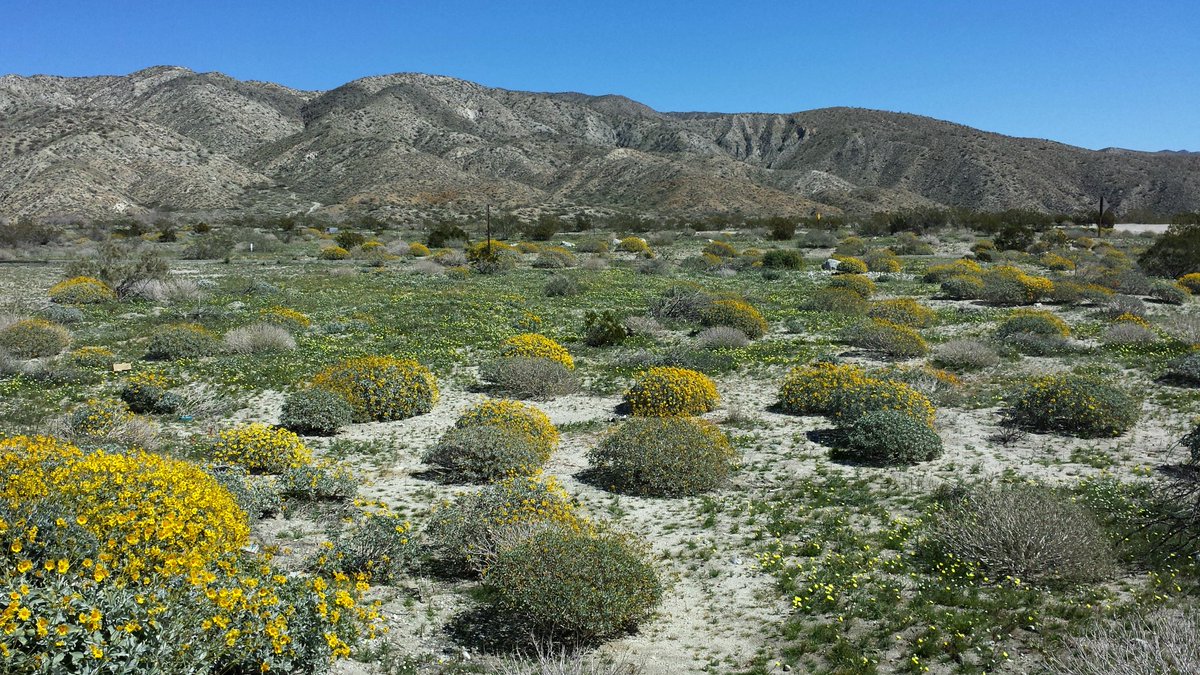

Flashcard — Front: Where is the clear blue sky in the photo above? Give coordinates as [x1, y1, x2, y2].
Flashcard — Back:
[3, 0, 1198, 151]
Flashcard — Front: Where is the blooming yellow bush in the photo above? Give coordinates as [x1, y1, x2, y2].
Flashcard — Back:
[981, 265, 1054, 305]
[408, 242, 431, 257]
[209, 423, 313, 474]
[454, 398, 560, 462]
[869, 298, 936, 327]
[1040, 252, 1076, 271]
[48, 276, 116, 304]
[66, 346, 116, 369]
[499, 333, 574, 370]
[777, 362, 869, 416]
[1179, 273, 1200, 294]
[702, 240, 738, 258]
[922, 259, 983, 283]
[312, 356, 439, 422]
[1114, 312, 1152, 329]
[831, 255, 868, 274]
[617, 236, 651, 255]
[0, 318, 71, 357]
[829, 274, 876, 299]
[320, 246, 350, 260]
[1, 435, 249, 582]
[260, 306, 311, 330]
[701, 299, 768, 339]
[624, 366, 719, 416]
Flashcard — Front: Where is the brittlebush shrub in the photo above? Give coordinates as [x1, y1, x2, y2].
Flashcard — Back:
[0, 435, 249, 581]
[424, 425, 546, 483]
[408, 242, 431, 257]
[803, 287, 869, 315]
[424, 474, 590, 575]
[144, 323, 216, 360]
[453, 398, 559, 464]
[66, 345, 116, 369]
[48, 276, 116, 304]
[829, 274, 876, 299]
[0, 318, 71, 357]
[940, 274, 984, 300]
[208, 423, 313, 474]
[930, 483, 1116, 584]
[923, 259, 983, 283]
[319, 246, 350, 260]
[702, 240, 738, 258]
[280, 388, 354, 436]
[980, 266, 1054, 305]
[828, 378, 937, 428]
[995, 309, 1071, 339]
[831, 254, 868, 274]
[843, 318, 929, 358]
[499, 333, 574, 369]
[616, 236, 651, 255]
[834, 409, 943, 465]
[483, 528, 662, 643]
[312, 503, 417, 583]
[1007, 374, 1140, 438]
[700, 299, 768, 339]
[624, 366, 719, 416]
[865, 249, 902, 273]
[589, 417, 738, 496]
[1180, 273, 1200, 294]
[777, 362, 870, 416]
[312, 356, 439, 422]
[120, 371, 179, 414]
[868, 298, 935, 327]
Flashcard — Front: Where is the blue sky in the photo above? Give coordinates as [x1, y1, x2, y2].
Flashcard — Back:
[3, 0, 1198, 151]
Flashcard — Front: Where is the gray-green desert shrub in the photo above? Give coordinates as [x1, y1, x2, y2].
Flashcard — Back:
[696, 326, 749, 350]
[144, 323, 216, 360]
[588, 417, 738, 497]
[1006, 374, 1139, 438]
[480, 356, 581, 400]
[223, 322, 296, 354]
[0, 318, 70, 357]
[1151, 279, 1190, 305]
[543, 275, 582, 297]
[584, 310, 628, 347]
[833, 409, 943, 465]
[1165, 352, 1200, 386]
[280, 388, 354, 436]
[932, 338, 1000, 371]
[424, 425, 546, 483]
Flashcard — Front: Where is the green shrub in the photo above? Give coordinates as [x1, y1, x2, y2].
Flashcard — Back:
[828, 274, 876, 299]
[831, 254, 868, 274]
[843, 319, 929, 358]
[700, 299, 768, 339]
[119, 372, 179, 415]
[281, 458, 358, 501]
[828, 377, 937, 427]
[65, 346, 116, 369]
[1150, 280, 1190, 305]
[930, 483, 1116, 584]
[453, 398, 559, 462]
[144, 323, 216, 360]
[589, 417, 738, 496]
[868, 298, 935, 327]
[280, 388, 354, 436]
[834, 236, 867, 256]
[544, 274, 583, 297]
[940, 274, 984, 299]
[312, 506, 417, 583]
[980, 266, 1054, 305]
[865, 249, 902, 273]
[1007, 374, 1140, 437]
[428, 222, 469, 248]
[891, 232, 935, 255]
[1138, 224, 1200, 277]
[834, 409, 943, 465]
[533, 247, 576, 269]
[334, 231, 366, 249]
[425, 425, 546, 483]
[319, 246, 350, 260]
[624, 366, 719, 416]
[696, 326, 749, 349]
[584, 310, 628, 347]
[1165, 352, 1200, 386]
[648, 284, 713, 322]
[0, 318, 71, 358]
[480, 357, 581, 400]
[48, 276, 116, 304]
[923, 259, 982, 283]
[761, 249, 805, 270]
[483, 528, 662, 643]
[995, 309, 1071, 339]
[803, 287, 869, 315]
[702, 240, 738, 258]
[40, 304, 84, 325]
[311, 356, 438, 422]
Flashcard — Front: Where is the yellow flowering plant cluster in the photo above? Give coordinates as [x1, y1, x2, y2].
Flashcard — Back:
[1007, 374, 1140, 438]
[454, 398, 560, 462]
[260, 306, 312, 331]
[624, 366, 719, 416]
[700, 298, 768, 339]
[702, 240, 738, 258]
[995, 309, 1071, 339]
[209, 423, 313, 474]
[1179, 272, 1200, 294]
[66, 346, 116, 369]
[778, 362, 936, 427]
[980, 265, 1055, 304]
[312, 499, 416, 583]
[868, 298, 936, 328]
[922, 258, 983, 283]
[777, 362, 870, 416]
[319, 246, 350, 260]
[831, 255, 868, 274]
[311, 355, 439, 422]
[0, 318, 72, 358]
[1113, 312, 1153, 329]
[616, 236, 651, 255]
[499, 333, 574, 369]
[408, 242, 431, 257]
[48, 276, 117, 304]
[1040, 252, 1076, 271]
[65, 398, 136, 438]
[828, 273, 876, 299]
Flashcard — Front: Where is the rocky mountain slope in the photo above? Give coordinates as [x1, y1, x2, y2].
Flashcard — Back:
[2, 66, 1197, 220]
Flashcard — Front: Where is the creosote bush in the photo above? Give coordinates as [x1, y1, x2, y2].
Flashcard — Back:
[483, 528, 662, 644]
[584, 310, 628, 347]
[0, 318, 71, 358]
[1006, 374, 1140, 438]
[834, 409, 944, 465]
[700, 298, 768, 339]
[311, 355, 439, 422]
[48, 276, 116, 304]
[624, 366, 719, 416]
[761, 249, 805, 270]
[280, 388, 354, 436]
[500, 333, 574, 369]
[208, 422, 313, 474]
[930, 483, 1116, 584]
[803, 287, 869, 315]
[480, 356, 581, 400]
[589, 417, 737, 496]
[144, 323, 217, 360]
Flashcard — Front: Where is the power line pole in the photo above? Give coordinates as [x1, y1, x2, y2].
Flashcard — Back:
[1097, 196, 1104, 237]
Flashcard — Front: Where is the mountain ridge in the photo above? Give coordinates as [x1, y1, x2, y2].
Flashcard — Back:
[2, 66, 1197, 220]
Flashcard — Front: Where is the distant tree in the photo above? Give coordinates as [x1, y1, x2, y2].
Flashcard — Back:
[526, 214, 562, 241]
[1139, 224, 1200, 277]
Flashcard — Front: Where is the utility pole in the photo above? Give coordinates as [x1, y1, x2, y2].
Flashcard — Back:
[486, 204, 493, 254]
[1097, 196, 1104, 237]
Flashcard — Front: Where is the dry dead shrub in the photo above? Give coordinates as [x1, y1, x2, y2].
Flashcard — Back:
[479, 357, 581, 401]
[492, 641, 642, 675]
[1049, 608, 1200, 675]
[223, 323, 296, 354]
[1162, 312, 1200, 345]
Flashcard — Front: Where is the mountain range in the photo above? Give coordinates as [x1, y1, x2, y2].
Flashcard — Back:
[2, 66, 1198, 221]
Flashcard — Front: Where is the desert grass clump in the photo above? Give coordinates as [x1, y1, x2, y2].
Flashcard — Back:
[48, 276, 116, 304]
[843, 318, 929, 358]
[1006, 374, 1140, 437]
[208, 422, 313, 474]
[995, 309, 1071, 339]
[0, 318, 70, 357]
[696, 326, 750, 350]
[930, 483, 1116, 584]
[869, 298, 935, 327]
[144, 323, 216, 360]
[834, 409, 943, 465]
[311, 355, 439, 422]
[1101, 322, 1158, 346]
[1162, 313, 1200, 346]
[589, 417, 737, 496]
[453, 398, 560, 462]
[483, 528, 662, 644]
[624, 366, 719, 416]
[932, 338, 1000, 371]
[424, 474, 590, 574]
[500, 333, 575, 369]
[223, 322, 296, 354]
[1150, 279, 1190, 305]
[700, 298, 768, 339]
[802, 287, 869, 315]
[280, 388, 354, 436]
[481, 356, 581, 400]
